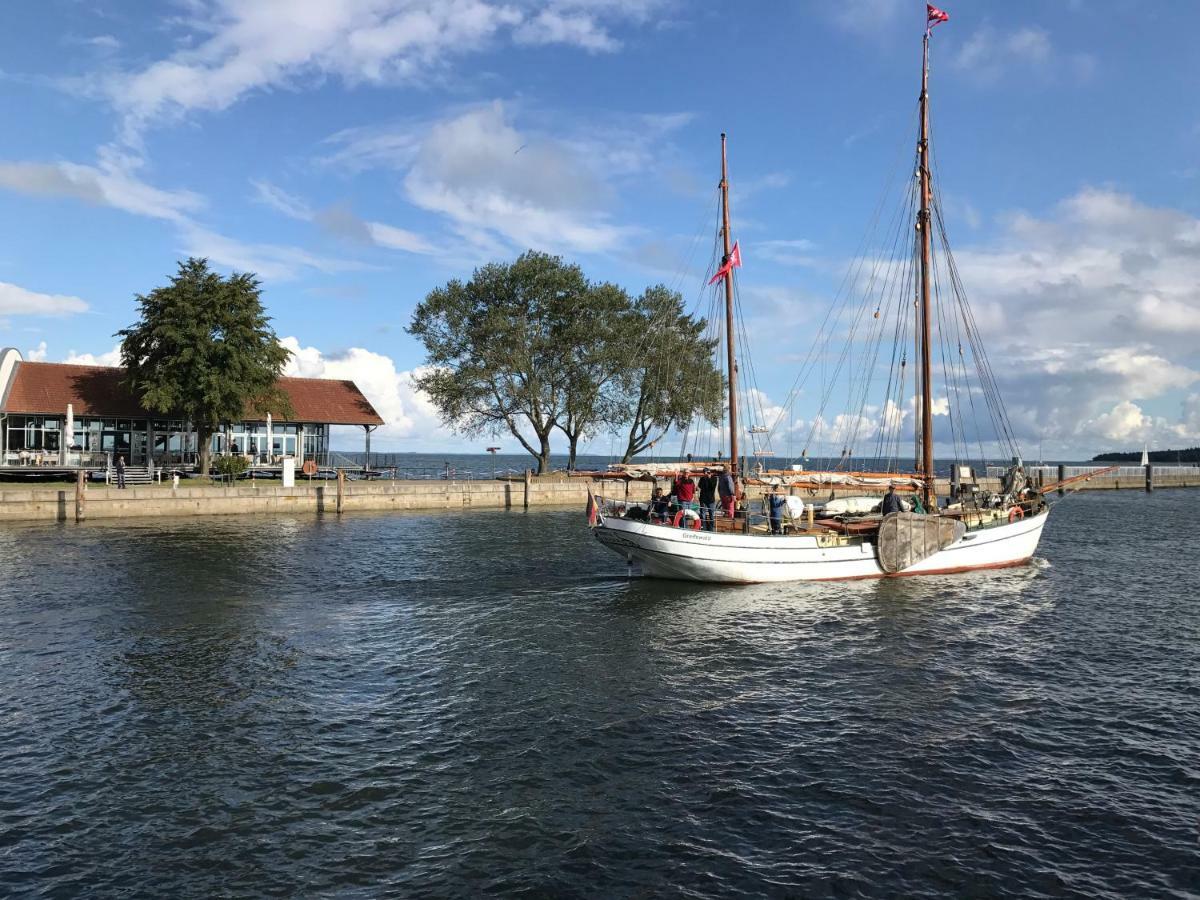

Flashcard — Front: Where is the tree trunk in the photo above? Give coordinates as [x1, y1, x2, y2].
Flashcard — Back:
[536, 431, 552, 474]
[566, 433, 579, 472]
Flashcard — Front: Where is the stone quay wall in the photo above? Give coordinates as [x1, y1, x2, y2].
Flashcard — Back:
[0, 468, 1196, 524]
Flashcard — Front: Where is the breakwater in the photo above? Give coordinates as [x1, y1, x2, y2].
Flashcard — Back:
[1, 466, 1197, 524]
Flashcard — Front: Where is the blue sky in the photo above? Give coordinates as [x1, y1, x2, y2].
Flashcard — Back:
[1, 0, 1198, 459]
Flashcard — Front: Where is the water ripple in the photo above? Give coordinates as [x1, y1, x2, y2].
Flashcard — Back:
[1, 492, 1197, 897]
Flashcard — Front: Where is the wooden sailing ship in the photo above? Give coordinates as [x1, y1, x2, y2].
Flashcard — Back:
[589, 5, 1066, 582]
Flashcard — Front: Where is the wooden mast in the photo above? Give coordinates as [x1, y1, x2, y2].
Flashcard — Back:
[917, 34, 935, 509]
[720, 133, 739, 477]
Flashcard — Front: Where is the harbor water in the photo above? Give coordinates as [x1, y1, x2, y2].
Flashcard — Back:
[1, 489, 1196, 897]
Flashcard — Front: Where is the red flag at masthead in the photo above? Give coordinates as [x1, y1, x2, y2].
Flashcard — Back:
[926, 4, 949, 32]
[708, 240, 742, 285]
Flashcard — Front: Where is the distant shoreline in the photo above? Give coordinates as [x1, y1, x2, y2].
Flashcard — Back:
[1092, 447, 1200, 463]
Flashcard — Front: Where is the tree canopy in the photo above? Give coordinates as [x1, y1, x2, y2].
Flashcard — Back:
[117, 258, 291, 474]
[408, 252, 723, 474]
[611, 285, 724, 462]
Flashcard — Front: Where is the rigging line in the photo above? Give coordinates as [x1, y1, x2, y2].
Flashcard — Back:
[872, 214, 918, 466]
[730, 274, 772, 454]
[846, 173, 921, 460]
[798, 159, 920, 461]
[765, 100, 923, 439]
[927, 117, 1021, 457]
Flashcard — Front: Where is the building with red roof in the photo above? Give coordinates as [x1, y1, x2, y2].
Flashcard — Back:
[0, 347, 382, 471]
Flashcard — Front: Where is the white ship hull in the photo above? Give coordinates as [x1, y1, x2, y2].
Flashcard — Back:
[593, 509, 1048, 583]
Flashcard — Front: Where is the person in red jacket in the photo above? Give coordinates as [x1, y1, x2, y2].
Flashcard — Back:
[674, 472, 696, 510]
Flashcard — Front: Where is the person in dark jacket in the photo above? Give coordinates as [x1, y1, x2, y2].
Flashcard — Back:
[717, 470, 736, 519]
[881, 484, 903, 516]
[697, 469, 719, 531]
[766, 487, 787, 534]
[115, 454, 126, 489]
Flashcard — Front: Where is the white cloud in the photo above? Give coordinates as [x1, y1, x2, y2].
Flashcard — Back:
[252, 181, 437, 256]
[251, 180, 312, 220]
[26, 341, 47, 361]
[280, 335, 456, 448]
[0, 150, 203, 222]
[65, 344, 122, 367]
[756, 239, 817, 267]
[952, 25, 1095, 84]
[180, 225, 368, 281]
[106, 0, 666, 140]
[514, 8, 619, 52]
[0, 281, 88, 316]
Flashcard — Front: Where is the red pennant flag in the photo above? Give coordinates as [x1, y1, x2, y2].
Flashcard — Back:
[927, 4, 949, 31]
[585, 485, 599, 526]
[708, 241, 742, 285]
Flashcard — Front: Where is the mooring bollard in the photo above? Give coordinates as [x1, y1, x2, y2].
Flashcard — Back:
[336, 468, 345, 515]
[75, 470, 85, 523]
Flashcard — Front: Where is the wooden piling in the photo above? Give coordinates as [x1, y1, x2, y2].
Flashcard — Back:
[75, 470, 85, 522]
[1145, 463, 1153, 493]
[336, 468, 345, 515]
[523, 469, 531, 509]
[1057, 464, 1066, 497]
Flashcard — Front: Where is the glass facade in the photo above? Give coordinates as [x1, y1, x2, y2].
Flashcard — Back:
[3, 416, 329, 466]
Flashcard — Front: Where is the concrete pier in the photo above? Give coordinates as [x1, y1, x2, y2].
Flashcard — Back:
[1, 467, 1198, 524]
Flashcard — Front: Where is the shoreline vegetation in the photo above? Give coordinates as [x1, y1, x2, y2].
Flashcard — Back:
[1092, 447, 1200, 462]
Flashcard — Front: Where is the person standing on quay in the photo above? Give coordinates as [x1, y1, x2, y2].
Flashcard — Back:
[115, 454, 126, 489]
[697, 469, 719, 531]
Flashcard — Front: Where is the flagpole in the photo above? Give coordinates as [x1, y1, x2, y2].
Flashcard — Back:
[917, 30, 935, 510]
[720, 133, 740, 478]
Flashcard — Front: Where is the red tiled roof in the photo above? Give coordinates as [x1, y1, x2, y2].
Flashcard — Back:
[1, 362, 383, 426]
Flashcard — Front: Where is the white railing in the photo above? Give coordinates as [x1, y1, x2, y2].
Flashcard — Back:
[986, 464, 1200, 478]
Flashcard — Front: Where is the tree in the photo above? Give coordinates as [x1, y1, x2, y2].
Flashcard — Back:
[556, 281, 633, 471]
[613, 286, 724, 463]
[117, 258, 292, 476]
[407, 251, 590, 474]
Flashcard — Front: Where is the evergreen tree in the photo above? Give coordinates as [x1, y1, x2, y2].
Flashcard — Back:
[117, 258, 291, 476]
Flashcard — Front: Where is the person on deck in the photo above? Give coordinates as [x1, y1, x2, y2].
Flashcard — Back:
[650, 487, 670, 524]
[697, 469, 719, 531]
[766, 487, 787, 534]
[674, 472, 696, 512]
[718, 469, 736, 519]
[881, 483, 903, 516]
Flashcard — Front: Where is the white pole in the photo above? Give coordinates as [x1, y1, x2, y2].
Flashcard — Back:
[63, 403, 74, 466]
[266, 412, 273, 465]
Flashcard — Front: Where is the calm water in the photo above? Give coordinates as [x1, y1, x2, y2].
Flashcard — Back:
[1, 490, 1197, 897]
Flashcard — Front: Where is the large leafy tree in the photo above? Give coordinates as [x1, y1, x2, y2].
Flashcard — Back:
[117, 258, 292, 475]
[556, 281, 633, 471]
[408, 251, 591, 474]
[613, 285, 724, 463]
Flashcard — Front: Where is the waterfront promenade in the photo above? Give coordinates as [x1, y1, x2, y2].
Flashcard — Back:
[1, 465, 1198, 523]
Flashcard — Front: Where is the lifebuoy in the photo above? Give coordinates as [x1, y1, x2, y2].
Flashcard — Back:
[1008, 506, 1025, 522]
[673, 509, 702, 530]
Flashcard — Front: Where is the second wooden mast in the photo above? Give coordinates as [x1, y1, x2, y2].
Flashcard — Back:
[917, 35, 935, 508]
[720, 133, 740, 478]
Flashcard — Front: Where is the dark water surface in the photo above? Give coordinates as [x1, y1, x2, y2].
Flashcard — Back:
[2, 490, 1197, 898]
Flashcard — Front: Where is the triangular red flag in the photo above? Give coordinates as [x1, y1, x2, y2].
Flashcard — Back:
[927, 4, 949, 31]
[707, 241, 743, 285]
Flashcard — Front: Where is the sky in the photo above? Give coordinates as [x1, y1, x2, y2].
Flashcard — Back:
[0, 0, 1198, 460]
